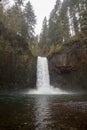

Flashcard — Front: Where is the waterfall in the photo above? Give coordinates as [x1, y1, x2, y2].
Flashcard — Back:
[36, 56, 50, 91]
[28, 56, 68, 94]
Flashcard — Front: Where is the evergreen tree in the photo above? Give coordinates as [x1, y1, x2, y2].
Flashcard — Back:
[48, 9, 57, 45]
[39, 17, 48, 47]
[14, 0, 23, 6]
[48, 0, 63, 45]
[60, 0, 70, 41]
[0, 0, 36, 88]
[81, 10, 87, 35]
[6, 5, 23, 35]
[24, 1, 36, 39]
[47, 0, 87, 46]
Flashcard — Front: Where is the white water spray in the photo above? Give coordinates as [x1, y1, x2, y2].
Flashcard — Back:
[36, 57, 50, 92]
[29, 56, 68, 94]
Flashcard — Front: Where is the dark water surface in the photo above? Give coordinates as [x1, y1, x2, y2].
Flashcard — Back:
[0, 92, 87, 130]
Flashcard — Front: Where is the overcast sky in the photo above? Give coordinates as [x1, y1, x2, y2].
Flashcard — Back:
[29, 0, 56, 35]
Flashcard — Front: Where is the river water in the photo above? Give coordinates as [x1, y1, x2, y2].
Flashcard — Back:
[0, 93, 87, 130]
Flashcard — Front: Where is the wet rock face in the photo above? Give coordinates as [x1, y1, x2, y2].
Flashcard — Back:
[48, 52, 87, 91]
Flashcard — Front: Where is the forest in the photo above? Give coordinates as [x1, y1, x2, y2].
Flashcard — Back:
[0, 1, 87, 130]
[0, 0, 36, 89]
[36, 0, 87, 56]
[0, 0, 87, 90]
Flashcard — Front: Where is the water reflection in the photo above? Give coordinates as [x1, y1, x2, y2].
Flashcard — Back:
[34, 96, 79, 130]
[35, 96, 52, 130]
[0, 94, 87, 130]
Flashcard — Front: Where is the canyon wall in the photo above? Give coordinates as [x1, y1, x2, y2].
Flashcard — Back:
[48, 41, 87, 92]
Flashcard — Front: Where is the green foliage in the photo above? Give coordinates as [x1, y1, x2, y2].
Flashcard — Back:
[24, 1, 36, 39]
[81, 10, 87, 34]
[39, 17, 48, 47]
[37, 0, 87, 56]
[0, 1, 36, 89]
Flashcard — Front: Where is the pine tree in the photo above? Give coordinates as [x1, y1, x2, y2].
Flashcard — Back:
[24, 1, 36, 39]
[6, 5, 23, 35]
[39, 17, 48, 47]
[48, 9, 56, 45]
[48, 0, 63, 45]
[81, 10, 87, 35]
[14, 0, 23, 6]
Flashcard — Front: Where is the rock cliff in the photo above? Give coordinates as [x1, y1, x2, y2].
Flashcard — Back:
[48, 39, 87, 92]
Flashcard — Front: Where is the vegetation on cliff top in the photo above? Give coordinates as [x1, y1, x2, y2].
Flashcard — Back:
[31, 0, 87, 58]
